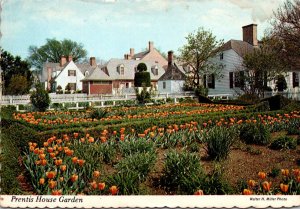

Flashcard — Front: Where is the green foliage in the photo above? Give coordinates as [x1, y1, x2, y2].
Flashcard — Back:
[28, 38, 87, 70]
[283, 101, 300, 112]
[162, 150, 205, 194]
[97, 141, 117, 164]
[134, 72, 151, 87]
[239, 123, 271, 145]
[261, 95, 291, 110]
[238, 93, 260, 104]
[195, 86, 208, 97]
[30, 82, 51, 111]
[203, 126, 237, 161]
[136, 88, 151, 104]
[115, 152, 156, 182]
[269, 135, 297, 150]
[178, 27, 224, 89]
[137, 62, 147, 72]
[0, 48, 33, 95]
[268, 167, 280, 178]
[252, 101, 270, 112]
[89, 108, 108, 119]
[119, 139, 155, 157]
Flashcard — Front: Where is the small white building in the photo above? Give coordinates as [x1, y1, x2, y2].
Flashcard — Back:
[158, 51, 186, 93]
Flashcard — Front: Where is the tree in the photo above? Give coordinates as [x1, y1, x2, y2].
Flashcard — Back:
[178, 27, 224, 90]
[270, 0, 300, 69]
[30, 82, 51, 112]
[28, 38, 87, 70]
[240, 38, 288, 97]
[0, 48, 33, 95]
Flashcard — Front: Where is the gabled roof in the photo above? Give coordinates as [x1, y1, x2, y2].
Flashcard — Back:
[82, 66, 112, 81]
[99, 58, 165, 81]
[220, 39, 254, 57]
[132, 51, 149, 59]
[158, 63, 186, 81]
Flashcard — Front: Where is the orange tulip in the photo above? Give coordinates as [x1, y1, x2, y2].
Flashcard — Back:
[280, 183, 289, 193]
[73, 132, 79, 138]
[46, 171, 56, 179]
[88, 137, 94, 143]
[54, 159, 62, 166]
[40, 159, 47, 166]
[262, 181, 271, 192]
[48, 180, 57, 189]
[65, 149, 74, 156]
[33, 148, 39, 154]
[281, 169, 289, 177]
[292, 169, 300, 177]
[43, 142, 49, 147]
[60, 165, 67, 172]
[194, 189, 204, 195]
[100, 137, 107, 143]
[70, 174, 78, 182]
[109, 186, 118, 195]
[93, 171, 101, 178]
[51, 189, 62, 195]
[49, 153, 56, 158]
[90, 181, 97, 190]
[77, 159, 85, 166]
[296, 176, 300, 183]
[39, 154, 46, 160]
[80, 137, 85, 143]
[258, 172, 266, 179]
[39, 178, 45, 185]
[98, 182, 105, 190]
[72, 157, 78, 164]
[47, 147, 54, 153]
[242, 189, 253, 195]
[248, 180, 256, 187]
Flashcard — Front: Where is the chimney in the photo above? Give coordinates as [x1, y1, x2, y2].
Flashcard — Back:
[242, 24, 258, 46]
[47, 67, 52, 90]
[67, 55, 73, 62]
[149, 41, 154, 52]
[130, 48, 135, 58]
[90, 57, 96, 67]
[124, 54, 130, 60]
[168, 51, 173, 67]
[60, 56, 67, 67]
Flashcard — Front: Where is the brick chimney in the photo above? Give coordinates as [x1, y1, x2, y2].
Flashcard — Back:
[130, 48, 135, 58]
[242, 24, 258, 46]
[47, 67, 52, 90]
[168, 50, 173, 67]
[124, 54, 130, 60]
[90, 57, 96, 66]
[149, 41, 154, 52]
[60, 56, 67, 67]
[67, 55, 73, 62]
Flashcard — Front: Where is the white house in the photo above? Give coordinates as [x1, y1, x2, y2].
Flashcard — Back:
[158, 51, 186, 93]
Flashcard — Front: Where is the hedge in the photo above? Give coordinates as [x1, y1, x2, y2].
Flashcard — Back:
[134, 72, 151, 87]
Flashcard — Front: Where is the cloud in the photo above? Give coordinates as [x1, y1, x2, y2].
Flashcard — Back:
[228, 0, 284, 22]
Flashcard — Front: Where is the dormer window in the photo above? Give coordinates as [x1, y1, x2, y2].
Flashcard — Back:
[134, 66, 138, 73]
[220, 52, 224, 60]
[117, 64, 125, 75]
[151, 65, 158, 75]
[84, 71, 89, 77]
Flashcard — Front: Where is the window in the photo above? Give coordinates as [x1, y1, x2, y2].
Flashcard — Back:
[92, 81, 112, 85]
[151, 66, 158, 75]
[68, 70, 76, 76]
[230, 71, 244, 88]
[234, 72, 241, 87]
[67, 83, 76, 91]
[207, 74, 215, 89]
[163, 81, 166, 89]
[126, 83, 129, 88]
[220, 52, 224, 60]
[293, 72, 299, 88]
[84, 71, 89, 77]
[117, 64, 125, 75]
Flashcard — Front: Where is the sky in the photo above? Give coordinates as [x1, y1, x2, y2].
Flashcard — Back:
[1, 0, 285, 63]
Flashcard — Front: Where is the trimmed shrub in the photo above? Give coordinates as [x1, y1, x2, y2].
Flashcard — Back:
[162, 150, 205, 194]
[238, 93, 260, 105]
[30, 82, 51, 111]
[269, 135, 297, 150]
[134, 72, 151, 87]
[137, 62, 147, 72]
[203, 126, 237, 161]
[261, 95, 290, 110]
[239, 123, 271, 145]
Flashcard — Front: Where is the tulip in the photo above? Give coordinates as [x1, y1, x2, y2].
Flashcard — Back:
[39, 154, 46, 160]
[90, 181, 97, 190]
[51, 189, 62, 195]
[194, 189, 204, 195]
[296, 176, 300, 183]
[88, 137, 94, 143]
[43, 142, 49, 147]
[292, 169, 300, 177]
[70, 174, 78, 182]
[46, 171, 56, 179]
[93, 171, 101, 178]
[109, 186, 118, 195]
[98, 182, 105, 190]
[242, 189, 253, 195]
[54, 159, 62, 166]
[262, 181, 271, 192]
[258, 172, 266, 179]
[280, 183, 289, 193]
[72, 157, 78, 164]
[248, 180, 256, 187]
[60, 165, 67, 172]
[59, 177, 64, 182]
[77, 159, 85, 166]
[48, 180, 57, 189]
[80, 138, 85, 143]
[49, 153, 56, 158]
[100, 137, 106, 143]
[39, 178, 45, 185]
[281, 169, 289, 177]
[73, 132, 79, 138]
